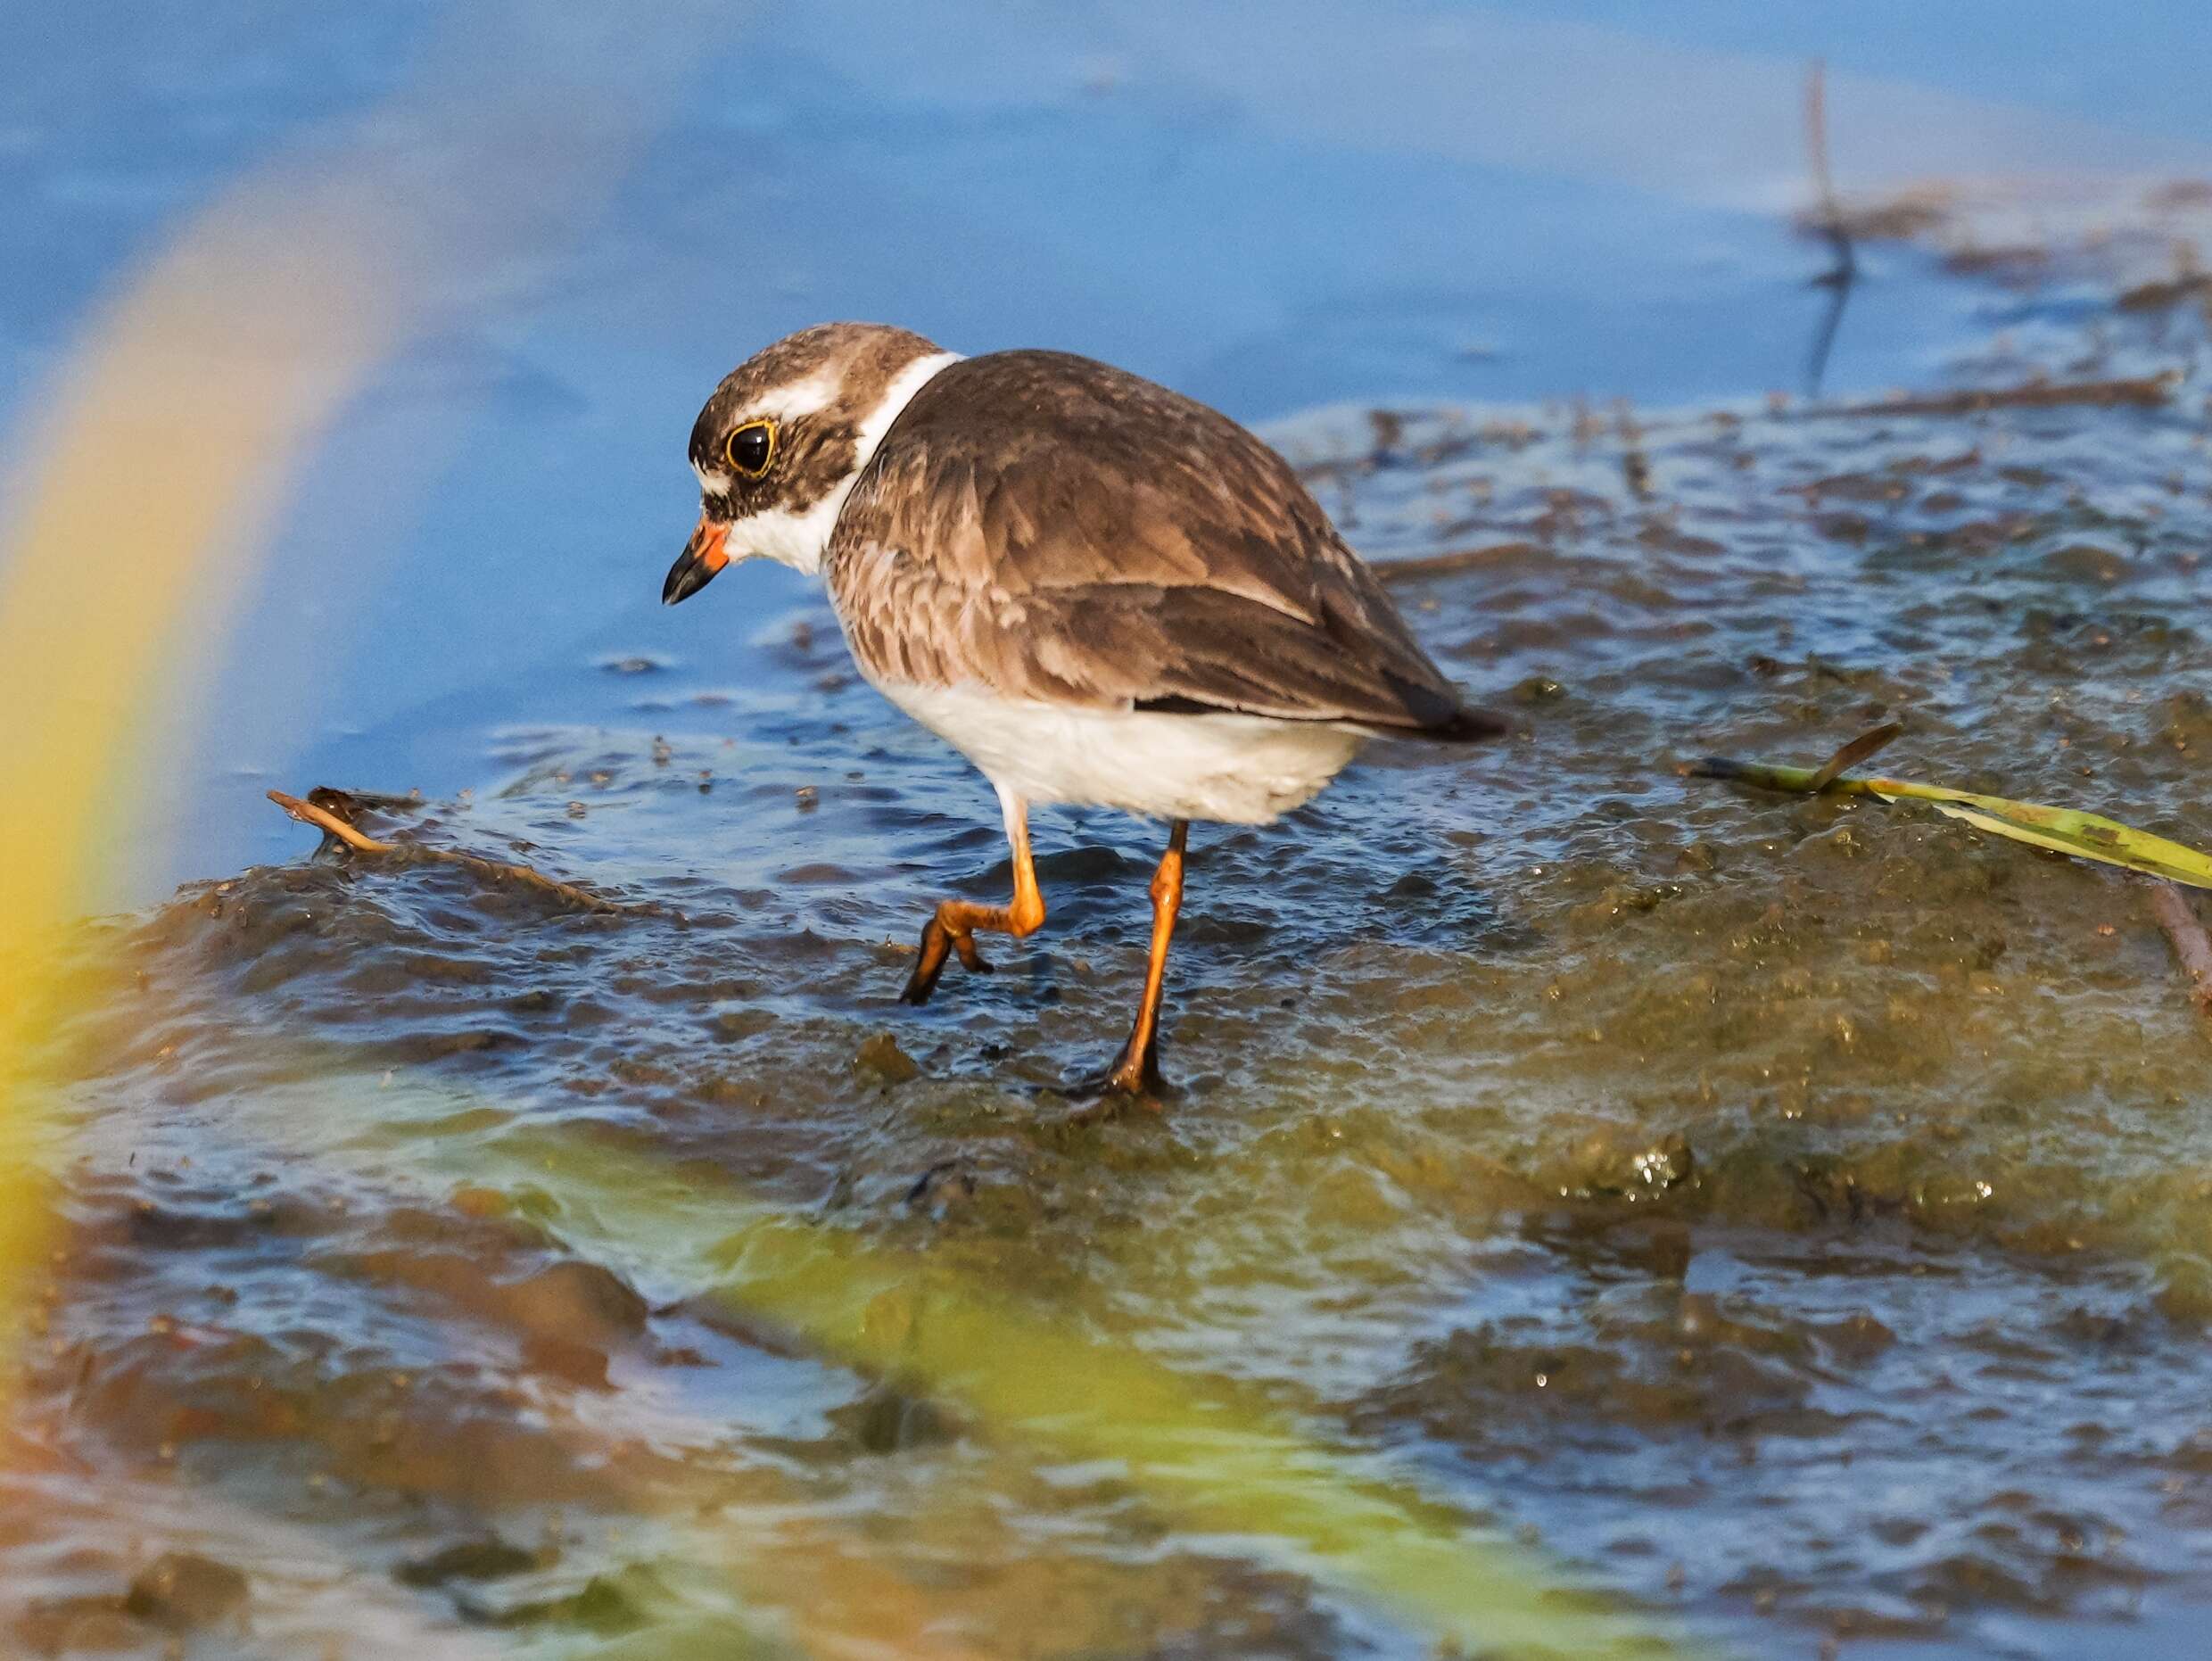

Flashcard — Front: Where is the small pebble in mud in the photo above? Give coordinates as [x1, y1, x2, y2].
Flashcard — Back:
[504, 1260, 649, 1348]
[1673, 840, 1721, 874]
[450, 1185, 511, 1219]
[836, 1384, 956, 1454]
[1560, 1129, 1695, 1197]
[524, 1332, 612, 1389]
[124, 1551, 250, 1630]
[394, 1536, 539, 1589]
[855, 1031, 921, 1085]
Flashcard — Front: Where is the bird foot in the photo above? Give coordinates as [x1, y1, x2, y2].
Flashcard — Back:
[1060, 1041, 1168, 1117]
[898, 919, 994, 1004]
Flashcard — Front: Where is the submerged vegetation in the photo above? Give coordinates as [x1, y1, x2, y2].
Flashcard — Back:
[1690, 723, 2212, 888]
[4, 18, 2212, 1640]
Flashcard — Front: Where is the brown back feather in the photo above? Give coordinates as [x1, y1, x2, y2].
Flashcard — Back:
[826, 351, 1504, 739]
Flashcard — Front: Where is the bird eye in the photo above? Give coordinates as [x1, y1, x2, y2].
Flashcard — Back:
[724, 419, 776, 479]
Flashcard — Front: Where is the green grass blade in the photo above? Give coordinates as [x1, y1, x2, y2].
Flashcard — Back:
[1688, 733, 2212, 890]
[1861, 781, 2212, 889]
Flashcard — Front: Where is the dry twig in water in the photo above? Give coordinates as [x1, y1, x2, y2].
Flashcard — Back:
[2150, 883, 2212, 1019]
[267, 789, 651, 916]
[1816, 372, 2179, 419]
[268, 790, 397, 854]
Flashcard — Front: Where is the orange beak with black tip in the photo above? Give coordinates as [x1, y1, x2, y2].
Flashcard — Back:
[662, 515, 729, 605]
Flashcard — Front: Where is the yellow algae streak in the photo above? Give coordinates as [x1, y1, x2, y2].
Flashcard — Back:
[0, 0, 706, 1396]
[204, 1065, 1692, 1657]
[0, 190, 403, 1361]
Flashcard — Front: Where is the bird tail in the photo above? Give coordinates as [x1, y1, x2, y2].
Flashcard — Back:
[1417, 703, 1513, 743]
[1372, 669, 1513, 743]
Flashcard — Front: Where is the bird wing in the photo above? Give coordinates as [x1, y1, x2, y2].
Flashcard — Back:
[824, 351, 1500, 737]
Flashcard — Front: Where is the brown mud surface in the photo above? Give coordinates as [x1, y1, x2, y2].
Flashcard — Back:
[9, 180, 2212, 1657]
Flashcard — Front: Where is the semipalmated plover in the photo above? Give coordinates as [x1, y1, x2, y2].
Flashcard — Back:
[664, 323, 1505, 1097]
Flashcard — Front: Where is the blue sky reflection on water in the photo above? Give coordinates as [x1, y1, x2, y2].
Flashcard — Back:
[1, 0, 2208, 897]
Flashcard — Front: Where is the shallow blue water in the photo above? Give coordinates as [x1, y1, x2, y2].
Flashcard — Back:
[4, 0, 2208, 899]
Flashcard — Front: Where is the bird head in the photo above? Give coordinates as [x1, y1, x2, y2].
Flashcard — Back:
[663, 322, 953, 604]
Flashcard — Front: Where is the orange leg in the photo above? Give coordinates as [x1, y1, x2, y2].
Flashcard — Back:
[1104, 819, 1188, 1097]
[900, 789, 1045, 1005]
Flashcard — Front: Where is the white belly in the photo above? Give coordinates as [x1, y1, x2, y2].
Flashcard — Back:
[874, 682, 1364, 823]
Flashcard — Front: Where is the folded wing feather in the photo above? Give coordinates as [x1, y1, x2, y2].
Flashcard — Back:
[825, 350, 1503, 739]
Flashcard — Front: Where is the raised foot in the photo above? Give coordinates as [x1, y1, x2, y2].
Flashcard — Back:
[897, 914, 994, 1005]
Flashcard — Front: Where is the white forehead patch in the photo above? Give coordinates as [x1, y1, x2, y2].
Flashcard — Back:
[755, 363, 842, 424]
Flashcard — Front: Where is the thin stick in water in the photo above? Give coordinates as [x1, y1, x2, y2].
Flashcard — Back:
[268, 788, 647, 916]
[1803, 59, 1858, 398]
[268, 789, 397, 854]
[2150, 882, 2212, 1018]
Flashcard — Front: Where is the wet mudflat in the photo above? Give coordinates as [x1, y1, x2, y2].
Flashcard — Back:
[10, 189, 2212, 1657]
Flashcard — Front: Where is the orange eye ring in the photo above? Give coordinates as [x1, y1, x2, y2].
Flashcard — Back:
[724, 418, 777, 479]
